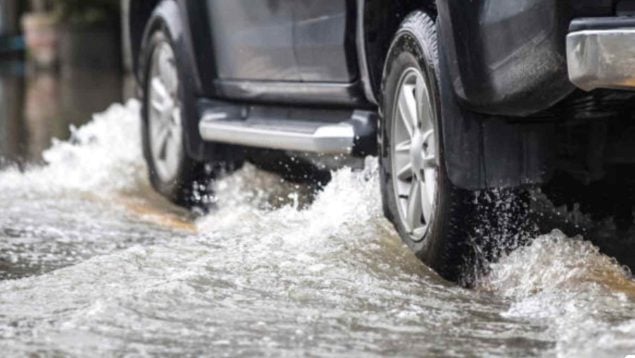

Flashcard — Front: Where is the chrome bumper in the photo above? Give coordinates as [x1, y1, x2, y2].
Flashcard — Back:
[567, 28, 635, 91]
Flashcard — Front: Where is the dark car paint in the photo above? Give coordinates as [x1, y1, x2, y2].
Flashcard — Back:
[131, 0, 616, 190]
[436, 0, 574, 117]
[293, 0, 359, 83]
[207, 1, 300, 81]
[184, 0, 369, 107]
[436, 0, 617, 117]
[206, 1, 357, 83]
[213, 80, 368, 106]
[437, 39, 556, 190]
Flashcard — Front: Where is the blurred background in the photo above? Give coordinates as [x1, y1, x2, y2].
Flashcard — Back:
[0, 0, 129, 168]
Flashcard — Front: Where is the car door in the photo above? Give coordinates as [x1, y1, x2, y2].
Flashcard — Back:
[206, 0, 301, 81]
[293, 0, 358, 83]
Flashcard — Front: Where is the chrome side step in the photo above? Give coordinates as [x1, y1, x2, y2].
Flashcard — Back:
[198, 104, 376, 155]
[567, 18, 635, 91]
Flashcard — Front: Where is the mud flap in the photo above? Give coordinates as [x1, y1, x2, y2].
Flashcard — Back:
[437, 31, 556, 190]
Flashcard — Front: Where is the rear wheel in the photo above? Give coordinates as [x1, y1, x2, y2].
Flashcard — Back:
[141, 25, 237, 208]
[380, 12, 479, 283]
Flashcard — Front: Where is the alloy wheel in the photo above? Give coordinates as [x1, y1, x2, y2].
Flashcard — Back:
[148, 41, 183, 183]
[390, 68, 440, 241]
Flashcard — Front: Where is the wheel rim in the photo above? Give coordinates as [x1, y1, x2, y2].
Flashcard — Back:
[390, 68, 439, 241]
[148, 41, 183, 183]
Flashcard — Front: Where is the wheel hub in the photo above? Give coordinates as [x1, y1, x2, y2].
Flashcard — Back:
[148, 41, 183, 183]
[390, 68, 439, 241]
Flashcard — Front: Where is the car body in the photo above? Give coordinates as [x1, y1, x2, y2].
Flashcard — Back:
[126, 0, 635, 282]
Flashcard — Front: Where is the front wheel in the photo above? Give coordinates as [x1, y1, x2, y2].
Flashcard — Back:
[380, 12, 479, 283]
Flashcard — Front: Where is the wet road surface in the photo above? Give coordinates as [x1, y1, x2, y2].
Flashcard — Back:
[0, 102, 634, 357]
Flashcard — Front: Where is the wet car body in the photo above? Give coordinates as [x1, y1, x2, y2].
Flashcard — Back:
[125, 0, 635, 281]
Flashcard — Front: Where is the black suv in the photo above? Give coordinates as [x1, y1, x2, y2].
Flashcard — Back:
[126, 0, 635, 282]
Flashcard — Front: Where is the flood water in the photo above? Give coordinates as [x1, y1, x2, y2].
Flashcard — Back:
[0, 60, 122, 166]
[0, 94, 635, 355]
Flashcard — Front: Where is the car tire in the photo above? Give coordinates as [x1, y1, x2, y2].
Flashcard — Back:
[141, 24, 238, 209]
[380, 11, 481, 283]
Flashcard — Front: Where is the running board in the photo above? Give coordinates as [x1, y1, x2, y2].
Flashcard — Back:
[198, 102, 376, 156]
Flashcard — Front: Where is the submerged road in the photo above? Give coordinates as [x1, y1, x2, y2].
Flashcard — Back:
[0, 102, 634, 356]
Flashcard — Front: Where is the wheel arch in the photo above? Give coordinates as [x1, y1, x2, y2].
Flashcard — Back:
[137, 0, 216, 162]
[136, 1, 203, 95]
[359, 0, 437, 104]
[368, 4, 555, 190]
[128, 0, 160, 82]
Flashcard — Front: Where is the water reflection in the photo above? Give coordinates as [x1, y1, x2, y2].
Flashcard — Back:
[0, 61, 24, 166]
[0, 60, 122, 166]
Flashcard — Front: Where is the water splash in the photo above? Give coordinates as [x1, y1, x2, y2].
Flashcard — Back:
[0, 101, 633, 356]
[0, 100, 145, 197]
[481, 230, 635, 357]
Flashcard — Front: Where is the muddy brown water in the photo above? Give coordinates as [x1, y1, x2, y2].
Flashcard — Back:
[0, 102, 634, 357]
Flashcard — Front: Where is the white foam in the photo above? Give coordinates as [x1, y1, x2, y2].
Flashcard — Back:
[0, 100, 146, 198]
[197, 157, 392, 255]
[1, 100, 634, 356]
[481, 229, 635, 357]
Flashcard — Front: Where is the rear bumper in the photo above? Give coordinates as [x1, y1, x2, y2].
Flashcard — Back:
[567, 18, 635, 91]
